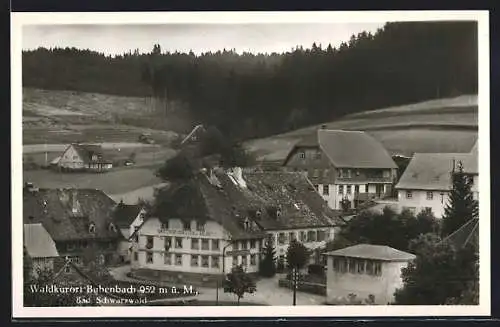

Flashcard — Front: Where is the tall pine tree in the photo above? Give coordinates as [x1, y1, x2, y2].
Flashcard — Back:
[441, 161, 479, 236]
[258, 237, 277, 277]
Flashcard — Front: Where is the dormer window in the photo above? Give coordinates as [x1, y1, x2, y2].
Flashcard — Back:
[89, 223, 96, 234]
[109, 222, 116, 233]
[276, 209, 282, 218]
[256, 209, 262, 218]
[299, 151, 305, 159]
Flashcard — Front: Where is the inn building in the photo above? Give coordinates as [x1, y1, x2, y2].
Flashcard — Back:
[283, 129, 398, 210]
[130, 167, 343, 285]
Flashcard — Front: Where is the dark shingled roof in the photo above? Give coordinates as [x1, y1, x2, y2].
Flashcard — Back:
[325, 244, 416, 261]
[71, 144, 112, 164]
[112, 202, 143, 229]
[23, 188, 120, 242]
[396, 152, 478, 191]
[153, 169, 343, 239]
[289, 129, 397, 169]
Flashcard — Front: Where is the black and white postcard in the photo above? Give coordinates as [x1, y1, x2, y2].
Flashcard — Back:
[11, 10, 490, 318]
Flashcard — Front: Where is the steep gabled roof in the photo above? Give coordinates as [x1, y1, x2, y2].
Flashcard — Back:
[70, 144, 112, 164]
[441, 218, 479, 250]
[325, 244, 416, 261]
[286, 129, 397, 169]
[151, 169, 343, 239]
[112, 202, 143, 229]
[24, 223, 59, 258]
[396, 152, 478, 191]
[23, 188, 120, 242]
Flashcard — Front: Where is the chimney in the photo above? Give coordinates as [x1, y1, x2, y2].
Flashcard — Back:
[71, 189, 79, 215]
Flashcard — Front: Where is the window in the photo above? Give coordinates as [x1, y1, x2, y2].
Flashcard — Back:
[232, 256, 239, 266]
[300, 231, 307, 242]
[323, 185, 329, 195]
[357, 260, 365, 274]
[440, 193, 445, 204]
[346, 185, 352, 194]
[160, 221, 169, 230]
[242, 255, 248, 266]
[191, 255, 199, 267]
[201, 255, 209, 268]
[64, 265, 71, 273]
[109, 223, 116, 232]
[426, 191, 434, 200]
[175, 254, 182, 266]
[288, 232, 296, 242]
[365, 185, 369, 193]
[146, 236, 154, 249]
[67, 242, 75, 251]
[383, 170, 390, 178]
[307, 230, 317, 242]
[408, 207, 416, 215]
[133, 233, 139, 243]
[175, 237, 183, 249]
[250, 254, 257, 266]
[164, 237, 172, 251]
[313, 169, 319, 178]
[278, 233, 286, 245]
[356, 170, 360, 176]
[406, 191, 413, 199]
[196, 221, 206, 231]
[201, 239, 209, 250]
[89, 223, 96, 234]
[348, 259, 356, 274]
[133, 252, 138, 261]
[323, 169, 329, 178]
[183, 220, 191, 231]
[314, 184, 319, 192]
[299, 152, 305, 159]
[146, 252, 153, 264]
[211, 256, 220, 268]
[374, 262, 382, 276]
[338, 185, 344, 194]
[317, 230, 325, 242]
[424, 207, 433, 214]
[191, 238, 199, 250]
[164, 253, 172, 265]
[243, 241, 249, 250]
[333, 257, 347, 273]
[315, 151, 322, 159]
[212, 239, 220, 251]
[354, 185, 359, 194]
[250, 240, 256, 249]
[366, 260, 374, 275]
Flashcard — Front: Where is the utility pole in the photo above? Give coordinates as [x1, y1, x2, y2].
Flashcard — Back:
[292, 267, 298, 306]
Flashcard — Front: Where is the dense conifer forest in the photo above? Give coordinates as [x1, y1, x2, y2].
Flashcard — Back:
[23, 21, 477, 140]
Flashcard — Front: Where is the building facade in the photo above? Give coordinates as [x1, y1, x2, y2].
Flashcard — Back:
[23, 185, 122, 267]
[396, 152, 478, 218]
[24, 223, 60, 277]
[283, 129, 398, 210]
[57, 143, 113, 172]
[325, 244, 416, 305]
[129, 167, 343, 285]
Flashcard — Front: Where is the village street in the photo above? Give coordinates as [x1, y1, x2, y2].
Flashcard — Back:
[109, 265, 325, 306]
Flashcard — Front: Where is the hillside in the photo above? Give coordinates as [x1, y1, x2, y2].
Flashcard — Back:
[246, 95, 478, 162]
[22, 88, 193, 145]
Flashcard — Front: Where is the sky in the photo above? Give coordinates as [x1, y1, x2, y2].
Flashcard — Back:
[22, 23, 386, 56]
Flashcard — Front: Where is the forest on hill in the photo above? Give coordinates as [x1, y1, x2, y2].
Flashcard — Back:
[22, 21, 477, 140]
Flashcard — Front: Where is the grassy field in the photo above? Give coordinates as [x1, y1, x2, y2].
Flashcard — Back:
[22, 88, 193, 145]
[245, 94, 478, 160]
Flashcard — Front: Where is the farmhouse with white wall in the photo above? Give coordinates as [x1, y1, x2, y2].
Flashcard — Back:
[129, 167, 343, 285]
[283, 129, 398, 210]
[395, 151, 478, 218]
[112, 201, 147, 263]
[56, 143, 113, 172]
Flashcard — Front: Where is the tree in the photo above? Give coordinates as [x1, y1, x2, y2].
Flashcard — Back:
[393, 233, 479, 305]
[223, 265, 257, 305]
[156, 153, 196, 182]
[258, 238, 277, 277]
[340, 197, 351, 213]
[441, 161, 479, 236]
[219, 142, 255, 168]
[286, 240, 309, 305]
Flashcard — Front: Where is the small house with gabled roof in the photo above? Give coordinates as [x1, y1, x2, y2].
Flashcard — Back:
[57, 143, 113, 172]
[24, 223, 60, 277]
[325, 244, 416, 305]
[283, 129, 398, 210]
